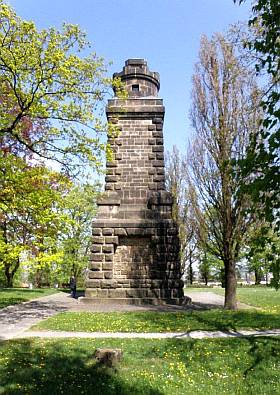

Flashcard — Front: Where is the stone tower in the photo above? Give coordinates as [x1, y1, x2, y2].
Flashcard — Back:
[83, 59, 184, 305]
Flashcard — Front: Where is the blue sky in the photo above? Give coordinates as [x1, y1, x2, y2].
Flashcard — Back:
[8, 0, 251, 153]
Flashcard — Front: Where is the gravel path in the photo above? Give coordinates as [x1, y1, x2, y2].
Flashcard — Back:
[184, 290, 254, 310]
[0, 290, 256, 340]
[15, 329, 280, 340]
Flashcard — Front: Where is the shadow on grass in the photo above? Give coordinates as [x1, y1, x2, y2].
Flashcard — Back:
[0, 288, 57, 310]
[116, 309, 280, 333]
[243, 336, 280, 378]
[0, 339, 163, 395]
[187, 309, 280, 332]
[157, 337, 280, 384]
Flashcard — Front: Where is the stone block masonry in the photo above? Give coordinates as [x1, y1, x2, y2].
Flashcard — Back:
[81, 59, 184, 305]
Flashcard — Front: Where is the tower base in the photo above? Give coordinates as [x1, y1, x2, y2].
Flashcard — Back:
[79, 296, 191, 306]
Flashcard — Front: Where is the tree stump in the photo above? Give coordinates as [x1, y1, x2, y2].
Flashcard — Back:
[94, 348, 123, 368]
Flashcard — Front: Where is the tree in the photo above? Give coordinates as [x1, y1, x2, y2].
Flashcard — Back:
[165, 146, 198, 283]
[0, 153, 70, 287]
[244, 225, 280, 289]
[188, 33, 261, 309]
[58, 183, 101, 284]
[0, 1, 121, 176]
[234, 0, 280, 227]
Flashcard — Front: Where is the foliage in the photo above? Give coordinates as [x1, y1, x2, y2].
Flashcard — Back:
[57, 183, 101, 285]
[0, 1, 122, 175]
[0, 287, 58, 309]
[243, 225, 280, 288]
[0, 152, 71, 287]
[234, 0, 280, 227]
[188, 32, 261, 309]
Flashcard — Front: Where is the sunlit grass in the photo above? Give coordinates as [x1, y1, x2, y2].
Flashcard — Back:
[186, 287, 280, 313]
[0, 288, 59, 309]
[0, 337, 279, 394]
[32, 309, 280, 333]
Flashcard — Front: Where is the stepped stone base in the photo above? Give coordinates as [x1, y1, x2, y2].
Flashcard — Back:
[79, 296, 191, 306]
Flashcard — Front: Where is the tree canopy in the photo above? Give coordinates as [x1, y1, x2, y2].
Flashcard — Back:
[234, 0, 280, 226]
[0, 1, 121, 176]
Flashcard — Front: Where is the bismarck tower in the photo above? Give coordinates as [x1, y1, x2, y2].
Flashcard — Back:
[82, 59, 185, 305]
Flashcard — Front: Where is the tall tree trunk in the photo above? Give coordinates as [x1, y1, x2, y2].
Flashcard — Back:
[254, 268, 262, 285]
[189, 262, 193, 285]
[224, 258, 237, 309]
[4, 258, 20, 288]
[188, 251, 194, 284]
[5, 267, 13, 288]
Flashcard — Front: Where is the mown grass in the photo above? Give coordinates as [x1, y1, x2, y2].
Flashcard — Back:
[32, 309, 280, 333]
[0, 337, 279, 394]
[0, 288, 59, 309]
[186, 287, 280, 313]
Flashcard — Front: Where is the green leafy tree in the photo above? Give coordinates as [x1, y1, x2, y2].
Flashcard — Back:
[245, 225, 280, 289]
[0, 1, 121, 175]
[0, 152, 70, 287]
[234, 0, 280, 226]
[58, 183, 101, 285]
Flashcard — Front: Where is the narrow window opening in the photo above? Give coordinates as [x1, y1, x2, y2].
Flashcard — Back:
[132, 84, 139, 92]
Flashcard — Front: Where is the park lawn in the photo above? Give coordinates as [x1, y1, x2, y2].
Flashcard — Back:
[32, 309, 280, 332]
[0, 288, 59, 309]
[0, 337, 279, 395]
[186, 287, 280, 313]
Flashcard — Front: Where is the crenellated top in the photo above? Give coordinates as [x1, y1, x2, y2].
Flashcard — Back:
[113, 59, 160, 98]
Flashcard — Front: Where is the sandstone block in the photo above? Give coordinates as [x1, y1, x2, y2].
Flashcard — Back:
[102, 228, 114, 236]
[105, 236, 118, 244]
[105, 254, 114, 262]
[97, 289, 109, 297]
[86, 280, 101, 288]
[101, 280, 118, 289]
[89, 271, 104, 279]
[108, 289, 126, 298]
[114, 228, 127, 236]
[89, 262, 102, 271]
[103, 262, 113, 271]
[92, 228, 102, 236]
[102, 245, 114, 254]
[91, 245, 101, 253]
[92, 236, 105, 244]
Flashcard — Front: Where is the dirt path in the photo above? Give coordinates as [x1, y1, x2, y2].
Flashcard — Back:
[184, 290, 253, 310]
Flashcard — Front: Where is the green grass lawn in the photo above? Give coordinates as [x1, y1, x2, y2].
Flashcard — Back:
[185, 287, 280, 313]
[32, 309, 280, 333]
[0, 337, 279, 394]
[30, 286, 279, 333]
[0, 288, 59, 309]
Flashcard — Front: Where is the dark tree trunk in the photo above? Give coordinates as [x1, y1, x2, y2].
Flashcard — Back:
[203, 274, 208, 286]
[4, 258, 20, 288]
[254, 269, 262, 285]
[189, 263, 193, 285]
[188, 251, 194, 285]
[224, 258, 237, 310]
[5, 269, 14, 288]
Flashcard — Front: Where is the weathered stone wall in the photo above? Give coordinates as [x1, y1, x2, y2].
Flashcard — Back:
[82, 59, 184, 305]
